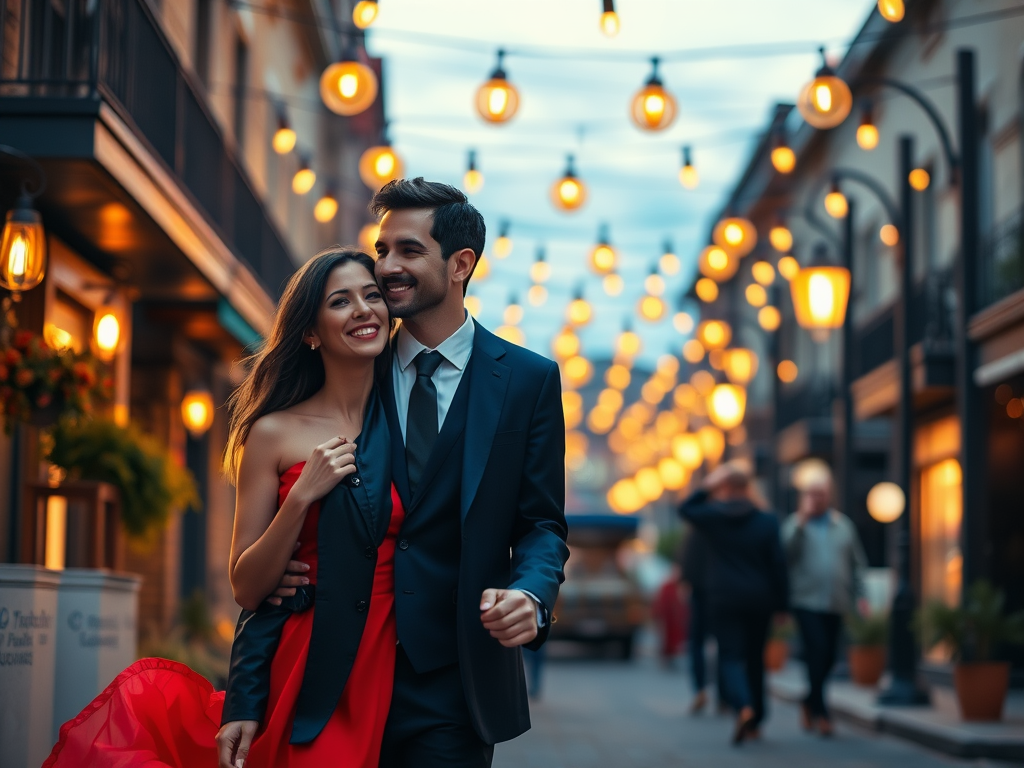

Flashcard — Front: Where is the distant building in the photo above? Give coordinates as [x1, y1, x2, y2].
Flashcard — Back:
[687, 0, 1024, 664]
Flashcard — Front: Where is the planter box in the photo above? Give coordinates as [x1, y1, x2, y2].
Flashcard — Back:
[0, 564, 60, 768]
[848, 645, 886, 686]
[52, 568, 141, 742]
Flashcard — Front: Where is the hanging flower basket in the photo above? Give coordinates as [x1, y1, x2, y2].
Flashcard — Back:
[0, 298, 112, 432]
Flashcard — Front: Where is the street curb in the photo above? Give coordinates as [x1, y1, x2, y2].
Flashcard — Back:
[769, 674, 1024, 761]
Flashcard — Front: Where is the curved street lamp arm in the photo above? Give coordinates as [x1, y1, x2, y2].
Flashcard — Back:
[853, 76, 959, 184]
[803, 167, 903, 244]
[0, 144, 47, 199]
[799, 202, 843, 254]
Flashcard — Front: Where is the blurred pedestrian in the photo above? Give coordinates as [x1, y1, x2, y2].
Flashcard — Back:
[678, 461, 789, 745]
[652, 563, 688, 667]
[781, 467, 868, 737]
[680, 527, 719, 713]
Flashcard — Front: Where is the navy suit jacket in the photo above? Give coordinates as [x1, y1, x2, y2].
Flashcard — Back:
[381, 322, 569, 744]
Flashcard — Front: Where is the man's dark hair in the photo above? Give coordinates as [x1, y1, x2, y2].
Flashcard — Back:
[371, 178, 487, 294]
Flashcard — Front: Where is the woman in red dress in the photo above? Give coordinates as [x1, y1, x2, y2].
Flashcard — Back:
[44, 249, 400, 768]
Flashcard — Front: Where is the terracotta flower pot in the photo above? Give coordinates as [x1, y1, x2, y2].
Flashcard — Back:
[764, 638, 788, 671]
[953, 662, 1010, 721]
[848, 645, 886, 686]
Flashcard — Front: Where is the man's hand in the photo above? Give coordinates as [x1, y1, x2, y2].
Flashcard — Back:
[216, 720, 258, 768]
[266, 541, 310, 607]
[480, 589, 539, 647]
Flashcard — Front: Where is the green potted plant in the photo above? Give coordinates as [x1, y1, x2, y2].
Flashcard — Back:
[765, 614, 794, 672]
[47, 418, 199, 538]
[845, 611, 887, 686]
[917, 581, 1024, 721]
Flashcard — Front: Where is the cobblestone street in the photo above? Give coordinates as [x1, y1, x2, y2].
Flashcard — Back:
[494, 650, 1012, 768]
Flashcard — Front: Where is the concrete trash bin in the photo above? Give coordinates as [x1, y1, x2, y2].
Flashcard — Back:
[0, 564, 60, 768]
[52, 568, 141, 742]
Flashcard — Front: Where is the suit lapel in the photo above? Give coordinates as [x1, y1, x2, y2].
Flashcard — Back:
[350, 390, 393, 544]
[380, 354, 411, 508]
[461, 326, 509, 521]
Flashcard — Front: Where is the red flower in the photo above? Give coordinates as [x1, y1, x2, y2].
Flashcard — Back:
[15, 369, 34, 387]
[101, 377, 114, 391]
[73, 362, 96, 387]
[13, 330, 33, 350]
[5, 349, 21, 366]
[35, 394, 51, 409]
[48, 367, 64, 383]
[0, 365, 8, 382]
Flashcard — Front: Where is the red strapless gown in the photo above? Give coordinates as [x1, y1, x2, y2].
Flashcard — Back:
[43, 463, 404, 768]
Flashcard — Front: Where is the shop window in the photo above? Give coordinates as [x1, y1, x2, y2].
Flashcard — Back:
[920, 457, 962, 610]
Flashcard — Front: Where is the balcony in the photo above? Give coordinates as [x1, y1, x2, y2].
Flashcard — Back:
[979, 209, 1024, 311]
[0, 0, 294, 330]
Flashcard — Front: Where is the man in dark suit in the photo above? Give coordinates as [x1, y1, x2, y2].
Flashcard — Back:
[368, 178, 568, 767]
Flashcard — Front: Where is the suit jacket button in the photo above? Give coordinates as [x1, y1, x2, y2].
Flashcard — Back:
[350, 476, 361, 487]
[364, 546, 376, 559]
[355, 600, 367, 612]
[398, 540, 409, 551]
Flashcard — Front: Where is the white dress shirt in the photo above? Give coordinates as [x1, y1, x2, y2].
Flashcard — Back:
[391, 313, 545, 627]
[393, 312, 476, 441]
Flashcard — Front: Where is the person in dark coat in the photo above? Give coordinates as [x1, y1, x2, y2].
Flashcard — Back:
[678, 461, 789, 745]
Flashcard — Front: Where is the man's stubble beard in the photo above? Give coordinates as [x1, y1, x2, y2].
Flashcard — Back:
[386, 272, 449, 321]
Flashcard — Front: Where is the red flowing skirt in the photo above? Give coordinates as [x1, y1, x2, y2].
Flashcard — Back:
[44, 468, 404, 768]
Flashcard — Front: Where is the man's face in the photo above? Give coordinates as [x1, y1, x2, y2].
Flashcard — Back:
[802, 483, 831, 516]
[374, 208, 451, 319]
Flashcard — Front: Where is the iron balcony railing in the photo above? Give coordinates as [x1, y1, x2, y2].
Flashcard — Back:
[0, 0, 294, 299]
[979, 209, 1024, 310]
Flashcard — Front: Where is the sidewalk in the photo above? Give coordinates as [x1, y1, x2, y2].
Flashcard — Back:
[769, 664, 1024, 761]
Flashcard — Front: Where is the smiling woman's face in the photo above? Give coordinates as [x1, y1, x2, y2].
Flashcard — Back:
[311, 260, 389, 361]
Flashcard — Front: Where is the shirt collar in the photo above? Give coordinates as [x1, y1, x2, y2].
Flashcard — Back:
[396, 312, 476, 373]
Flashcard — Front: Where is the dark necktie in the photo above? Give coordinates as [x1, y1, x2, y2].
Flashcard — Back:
[406, 350, 444, 494]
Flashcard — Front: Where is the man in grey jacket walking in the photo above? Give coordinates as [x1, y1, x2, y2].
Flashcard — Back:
[781, 468, 868, 736]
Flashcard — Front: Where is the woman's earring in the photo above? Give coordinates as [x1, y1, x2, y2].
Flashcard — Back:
[310, 342, 316, 350]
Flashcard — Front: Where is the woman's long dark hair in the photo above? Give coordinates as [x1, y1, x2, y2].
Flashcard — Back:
[224, 247, 392, 482]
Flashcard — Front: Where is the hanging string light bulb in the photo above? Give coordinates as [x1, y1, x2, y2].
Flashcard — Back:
[566, 285, 593, 327]
[530, 246, 550, 283]
[631, 57, 677, 132]
[353, 0, 379, 28]
[272, 107, 297, 154]
[359, 138, 404, 191]
[698, 245, 739, 282]
[695, 277, 719, 303]
[616, 324, 642, 358]
[712, 216, 757, 258]
[463, 150, 484, 194]
[503, 294, 524, 326]
[857, 100, 880, 150]
[600, 0, 620, 36]
[769, 220, 793, 252]
[551, 155, 587, 212]
[660, 240, 681, 275]
[644, 265, 665, 296]
[638, 294, 666, 322]
[292, 156, 316, 195]
[797, 47, 853, 129]
[778, 255, 801, 281]
[320, 46, 378, 116]
[314, 186, 339, 223]
[771, 129, 796, 174]
[679, 146, 699, 189]
[494, 220, 513, 259]
[751, 260, 776, 286]
[476, 49, 520, 124]
[589, 223, 618, 275]
[528, 284, 548, 306]
[603, 271, 624, 296]
[824, 178, 849, 219]
[878, 0, 905, 22]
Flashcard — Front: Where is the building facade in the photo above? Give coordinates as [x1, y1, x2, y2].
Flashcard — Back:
[688, 0, 1024, 660]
